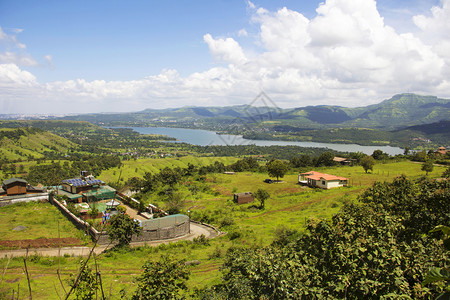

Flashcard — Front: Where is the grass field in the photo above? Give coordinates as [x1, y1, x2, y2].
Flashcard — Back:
[0, 201, 87, 242]
[0, 159, 447, 299]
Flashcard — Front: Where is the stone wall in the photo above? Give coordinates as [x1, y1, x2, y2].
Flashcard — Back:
[0, 193, 49, 207]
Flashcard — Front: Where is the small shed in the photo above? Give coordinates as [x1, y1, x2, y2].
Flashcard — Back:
[1, 178, 27, 196]
[233, 192, 254, 204]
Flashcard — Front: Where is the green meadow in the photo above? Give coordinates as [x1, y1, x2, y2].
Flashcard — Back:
[0, 201, 87, 243]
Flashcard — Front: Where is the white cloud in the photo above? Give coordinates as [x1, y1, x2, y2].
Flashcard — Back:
[0, 64, 37, 86]
[0, 51, 38, 66]
[203, 34, 247, 64]
[1, 0, 450, 114]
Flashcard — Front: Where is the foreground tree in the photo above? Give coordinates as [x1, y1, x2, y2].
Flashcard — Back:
[267, 160, 288, 182]
[68, 260, 99, 300]
[132, 255, 190, 300]
[360, 155, 375, 173]
[106, 213, 141, 247]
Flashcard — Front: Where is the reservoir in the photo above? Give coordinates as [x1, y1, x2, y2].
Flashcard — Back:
[123, 127, 404, 156]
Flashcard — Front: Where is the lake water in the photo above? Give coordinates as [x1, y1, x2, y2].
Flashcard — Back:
[123, 126, 404, 156]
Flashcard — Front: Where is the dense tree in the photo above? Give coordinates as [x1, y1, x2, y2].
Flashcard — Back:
[443, 167, 450, 178]
[106, 213, 141, 247]
[315, 151, 335, 167]
[126, 176, 145, 192]
[372, 149, 389, 160]
[132, 256, 190, 300]
[412, 150, 428, 162]
[158, 167, 182, 187]
[290, 154, 312, 168]
[422, 160, 434, 175]
[360, 155, 375, 173]
[266, 160, 288, 182]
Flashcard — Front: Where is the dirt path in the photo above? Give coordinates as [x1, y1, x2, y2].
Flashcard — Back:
[0, 222, 218, 258]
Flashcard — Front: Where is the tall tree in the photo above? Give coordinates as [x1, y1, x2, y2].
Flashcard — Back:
[267, 160, 288, 182]
[360, 156, 375, 173]
[254, 189, 270, 209]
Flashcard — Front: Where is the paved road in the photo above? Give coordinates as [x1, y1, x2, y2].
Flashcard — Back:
[0, 222, 218, 258]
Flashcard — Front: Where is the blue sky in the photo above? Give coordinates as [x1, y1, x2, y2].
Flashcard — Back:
[0, 0, 448, 114]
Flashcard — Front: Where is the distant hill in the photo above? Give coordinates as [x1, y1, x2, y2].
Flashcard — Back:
[60, 93, 449, 130]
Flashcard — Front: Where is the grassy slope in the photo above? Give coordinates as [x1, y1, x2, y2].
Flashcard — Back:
[0, 202, 87, 242]
[0, 128, 75, 161]
[0, 160, 446, 299]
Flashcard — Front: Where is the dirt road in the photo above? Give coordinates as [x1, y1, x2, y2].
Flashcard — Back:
[0, 222, 218, 258]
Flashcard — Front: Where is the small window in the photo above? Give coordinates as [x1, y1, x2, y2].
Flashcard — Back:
[322, 180, 325, 185]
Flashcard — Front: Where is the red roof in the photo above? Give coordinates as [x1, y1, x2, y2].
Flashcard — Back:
[300, 171, 347, 181]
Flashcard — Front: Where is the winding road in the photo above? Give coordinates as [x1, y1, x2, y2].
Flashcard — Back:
[0, 222, 218, 258]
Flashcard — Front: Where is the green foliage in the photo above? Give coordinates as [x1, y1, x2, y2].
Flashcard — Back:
[372, 149, 389, 160]
[254, 188, 270, 209]
[266, 159, 288, 181]
[203, 176, 450, 299]
[106, 213, 141, 247]
[360, 155, 376, 173]
[158, 167, 182, 187]
[443, 168, 450, 178]
[68, 260, 99, 300]
[422, 160, 434, 175]
[315, 151, 336, 167]
[413, 150, 428, 162]
[132, 255, 190, 300]
[193, 234, 210, 246]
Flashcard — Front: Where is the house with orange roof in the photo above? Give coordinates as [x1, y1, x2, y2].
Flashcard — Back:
[434, 147, 448, 156]
[299, 171, 348, 189]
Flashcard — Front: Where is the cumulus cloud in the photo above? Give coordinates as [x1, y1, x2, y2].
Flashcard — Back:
[203, 34, 247, 64]
[1, 0, 450, 113]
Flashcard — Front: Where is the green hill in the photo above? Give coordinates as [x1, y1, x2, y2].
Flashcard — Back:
[0, 127, 76, 161]
[60, 93, 449, 131]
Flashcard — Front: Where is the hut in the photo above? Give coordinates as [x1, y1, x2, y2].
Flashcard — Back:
[233, 192, 254, 204]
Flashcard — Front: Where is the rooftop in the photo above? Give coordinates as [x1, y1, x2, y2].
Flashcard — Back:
[3, 178, 27, 186]
[301, 171, 348, 181]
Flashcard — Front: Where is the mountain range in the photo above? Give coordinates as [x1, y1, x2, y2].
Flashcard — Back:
[62, 93, 449, 131]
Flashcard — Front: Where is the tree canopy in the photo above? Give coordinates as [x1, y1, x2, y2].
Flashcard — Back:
[106, 213, 141, 247]
[266, 160, 288, 182]
[360, 155, 375, 173]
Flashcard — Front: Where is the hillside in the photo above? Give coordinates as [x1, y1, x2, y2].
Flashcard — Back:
[59, 93, 449, 131]
[0, 127, 76, 161]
